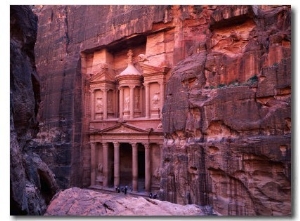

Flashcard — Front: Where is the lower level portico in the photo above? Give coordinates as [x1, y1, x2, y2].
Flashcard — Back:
[89, 122, 163, 194]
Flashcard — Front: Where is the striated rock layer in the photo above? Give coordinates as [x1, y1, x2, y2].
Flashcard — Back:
[10, 5, 59, 215]
[32, 5, 291, 216]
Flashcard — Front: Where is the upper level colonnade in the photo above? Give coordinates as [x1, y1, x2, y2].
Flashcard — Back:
[86, 49, 169, 121]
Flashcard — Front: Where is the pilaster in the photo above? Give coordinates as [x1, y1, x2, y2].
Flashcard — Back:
[113, 142, 120, 187]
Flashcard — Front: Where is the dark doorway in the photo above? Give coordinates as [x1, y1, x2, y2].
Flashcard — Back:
[120, 143, 132, 186]
[138, 144, 145, 191]
[108, 143, 114, 187]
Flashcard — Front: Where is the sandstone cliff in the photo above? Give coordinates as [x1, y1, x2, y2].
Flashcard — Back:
[161, 5, 291, 216]
[10, 5, 59, 215]
[33, 4, 171, 189]
[32, 5, 291, 216]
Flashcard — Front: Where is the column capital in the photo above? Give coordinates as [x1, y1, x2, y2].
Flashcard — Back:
[143, 143, 150, 149]
[103, 88, 110, 92]
[113, 142, 120, 146]
[130, 142, 138, 147]
[159, 81, 166, 86]
[102, 142, 109, 148]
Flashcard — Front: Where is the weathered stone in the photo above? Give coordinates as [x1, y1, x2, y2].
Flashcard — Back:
[10, 5, 59, 215]
[45, 187, 214, 216]
[161, 5, 291, 216]
[31, 5, 291, 216]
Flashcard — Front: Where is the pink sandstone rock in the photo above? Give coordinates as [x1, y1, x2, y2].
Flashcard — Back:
[31, 5, 291, 216]
[45, 187, 213, 216]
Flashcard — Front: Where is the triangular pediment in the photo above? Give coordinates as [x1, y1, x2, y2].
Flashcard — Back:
[139, 63, 170, 75]
[90, 69, 115, 84]
[100, 123, 152, 134]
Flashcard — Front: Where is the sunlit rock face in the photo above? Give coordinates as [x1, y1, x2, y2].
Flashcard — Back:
[33, 5, 291, 216]
[10, 5, 59, 215]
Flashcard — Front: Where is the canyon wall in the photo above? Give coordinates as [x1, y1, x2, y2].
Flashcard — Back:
[161, 5, 291, 216]
[32, 5, 291, 216]
[33, 4, 170, 189]
[10, 5, 59, 215]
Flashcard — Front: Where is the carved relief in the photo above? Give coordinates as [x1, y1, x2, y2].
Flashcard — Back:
[96, 97, 103, 112]
[107, 98, 113, 112]
[124, 96, 130, 111]
[135, 95, 140, 110]
[152, 92, 160, 108]
[98, 163, 103, 173]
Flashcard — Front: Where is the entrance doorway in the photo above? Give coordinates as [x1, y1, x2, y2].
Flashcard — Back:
[119, 143, 132, 186]
[138, 144, 145, 191]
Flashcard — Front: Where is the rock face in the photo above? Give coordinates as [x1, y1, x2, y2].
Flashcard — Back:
[33, 4, 171, 190]
[10, 5, 59, 215]
[45, 187, 214, 216]
[32, 5, 291, 216]
[161, 5, 291, 216]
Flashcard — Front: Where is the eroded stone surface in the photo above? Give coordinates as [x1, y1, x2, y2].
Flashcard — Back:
[161, 5, 291, 216]
[32, 5, 291, 216]
[10, 5, 59, 215]
[45, 187, 214, 216]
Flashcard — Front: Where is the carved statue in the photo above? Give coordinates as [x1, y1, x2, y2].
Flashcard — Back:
[96, 97, 103, 112]
[124, 96, 130, 111]
[107, 98, 113, 112]
[135, 95, 140, 109]
[98, 163, 103, 173]
[138, 54, 148, 62]
[152, 92, 160, 108]
[153, 167, 161, 179]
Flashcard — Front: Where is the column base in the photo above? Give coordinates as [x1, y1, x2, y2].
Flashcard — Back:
[95, 112, 103, 120]
[134, 110, 141, 118]
[123, 110, 130, 119]
[150, 108, 160, 118]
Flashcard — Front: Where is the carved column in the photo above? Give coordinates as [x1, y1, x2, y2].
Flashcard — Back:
[102, 142, 109, 187]
[131, 142, 138, 192]
[119, 87, 123, 119]
[144, 143, 151, 192]
[90, 142, 96, 186]
[115, 89, 118, 118]
[160, 82, 165, 117]
[114, 142, 120, 187]
[140, 86, 143, 115]
[90, 89, 95, 120]
[129, 86, 135, 119]
[103, 88, 108, 119]
[144, 83, 150, 118]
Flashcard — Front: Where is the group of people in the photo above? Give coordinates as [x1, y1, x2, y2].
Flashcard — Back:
[114, 185, 159, 199]
[149, 192, 158, 199]
[115, 186, 130, 194]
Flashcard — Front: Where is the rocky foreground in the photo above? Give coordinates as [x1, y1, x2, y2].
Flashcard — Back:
[45, 187, 216, 216]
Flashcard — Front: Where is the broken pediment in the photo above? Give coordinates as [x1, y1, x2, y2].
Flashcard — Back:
[97, 123, 152, 134]
[139, 62, 170, 75]
[90, 65, 115, 84]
